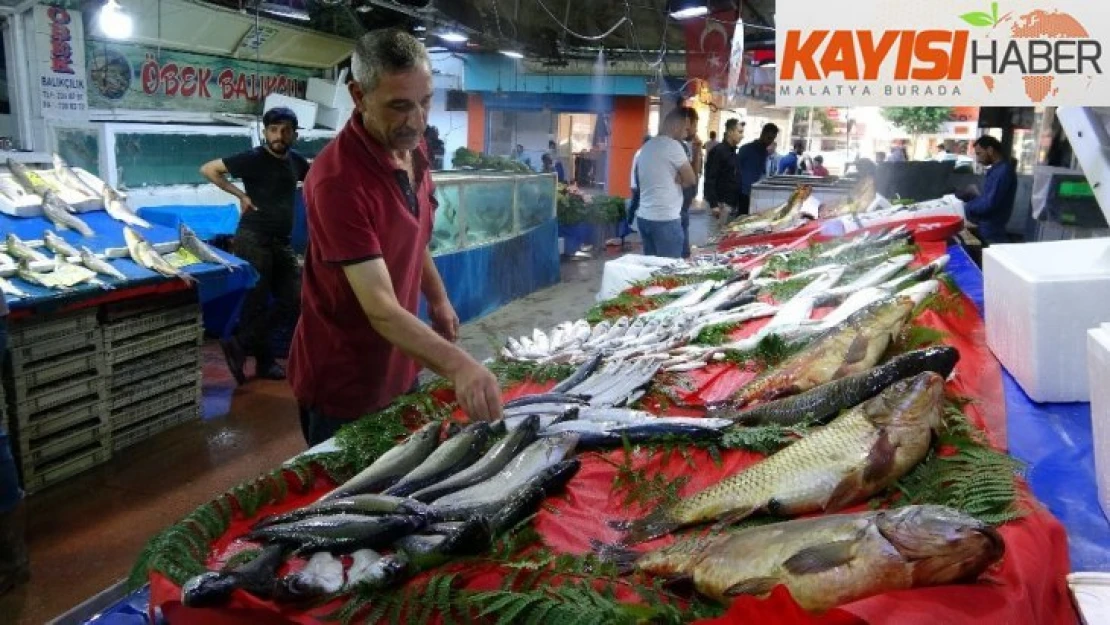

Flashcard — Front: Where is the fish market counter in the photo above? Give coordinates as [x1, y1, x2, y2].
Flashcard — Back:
[68, 229, 1088, 625]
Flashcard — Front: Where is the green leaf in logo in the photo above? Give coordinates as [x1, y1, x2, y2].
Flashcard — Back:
[959, 11, 995, 27]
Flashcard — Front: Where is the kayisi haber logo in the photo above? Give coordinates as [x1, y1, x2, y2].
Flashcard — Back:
[777, 2, 1103, 104]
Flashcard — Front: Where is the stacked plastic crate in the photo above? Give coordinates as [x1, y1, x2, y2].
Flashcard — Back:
[102, 294, 204, 453]
[4, 309, 110, 494]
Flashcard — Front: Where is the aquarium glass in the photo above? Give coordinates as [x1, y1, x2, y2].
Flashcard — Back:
[55, 128, 101, 178]
[462, 180, 515, 246]
[431, 180, 462, 254]
[115, 132, 252, 188]
[517, 175, 556, 231]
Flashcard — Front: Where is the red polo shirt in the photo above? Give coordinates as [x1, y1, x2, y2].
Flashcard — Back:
[288, 115, 436, 420]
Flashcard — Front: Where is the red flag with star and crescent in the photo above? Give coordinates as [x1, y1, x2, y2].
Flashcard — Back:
[684, 9, 737, 93]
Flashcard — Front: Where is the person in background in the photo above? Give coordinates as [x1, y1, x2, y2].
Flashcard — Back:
[704, 118, 743, 220]
[541, 153, 555, 175]
[934, 144, 951, 161]
[289, 29, 502, 445]
[636, 108, 697, 258]
[875, 151, 887, 164]
[626, 134, 652, 231]
[959, 135, 1017, 245]
[678, 107, 702, 259]
[704, 130, 720, 155]
[0, 303, 28, 597]
[777, 141, 806, 175]
[201, 107, 310, 385]
[736, 123, 780, 217]
[811, 155, 830, 177]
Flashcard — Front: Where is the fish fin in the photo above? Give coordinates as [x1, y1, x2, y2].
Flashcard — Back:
[862, 429, 899, 484]
[709, 506, 758, 532]
[589, 539, 640, 574]
[782, 540, 859, 576]
[842, 332, 870, 365]
[724, 576, 781, 597]
[621, 507, 681, 545]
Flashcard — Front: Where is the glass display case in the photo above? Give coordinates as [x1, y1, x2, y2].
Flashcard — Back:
[430, 172, 557, 255]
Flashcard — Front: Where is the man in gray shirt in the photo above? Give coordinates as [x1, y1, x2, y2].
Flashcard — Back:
[634, 107, 698, 258]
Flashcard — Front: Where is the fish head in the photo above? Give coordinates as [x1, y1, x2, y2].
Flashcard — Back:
[181, 571, 242, 607]
[899, 280, 940, 306]
[876, 505, 1005, 585]
[865, 371, 946, 430]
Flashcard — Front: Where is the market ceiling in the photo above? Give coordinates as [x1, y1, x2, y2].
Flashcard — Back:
[194, 0, 775, 62]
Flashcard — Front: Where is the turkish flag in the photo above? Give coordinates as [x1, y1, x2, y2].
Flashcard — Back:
[684, 10, 737, 93]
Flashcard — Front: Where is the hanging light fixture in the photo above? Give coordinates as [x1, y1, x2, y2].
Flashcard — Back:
[438, 31, 468, 43]
[97, 0, 133, 39]
[500, 50, 524, 59]
[667, 0, 708, 20]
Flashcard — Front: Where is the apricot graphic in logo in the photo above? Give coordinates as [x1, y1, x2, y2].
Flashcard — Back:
[962, 3, 1099, 103]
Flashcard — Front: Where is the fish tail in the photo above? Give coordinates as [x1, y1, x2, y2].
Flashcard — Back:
[619, 507, 681, 545]
[589, 538, 639, 574]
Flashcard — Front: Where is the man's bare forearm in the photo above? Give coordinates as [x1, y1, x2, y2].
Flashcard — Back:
[420, 249, 450, 306]
[364, 300, 473, 379]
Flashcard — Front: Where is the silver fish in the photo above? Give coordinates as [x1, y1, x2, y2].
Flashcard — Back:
[103, 185, 151, 229]
[42, 191, 94, 237]
[0, 276, 28, 298]
[79, 246, 127, 281]
[7, 234, 48, 263]
[52, 154, 99, 197]
[124, 227, 195, 285]
[0, 175, 27, 203]
[6, 158, 49, 195]
[43, 230, 80, 259]
[179, 222, 234, 270]
[17, 260, 59, 289]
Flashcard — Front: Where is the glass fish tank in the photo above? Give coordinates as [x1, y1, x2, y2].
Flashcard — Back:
[430, 172, 556, 255]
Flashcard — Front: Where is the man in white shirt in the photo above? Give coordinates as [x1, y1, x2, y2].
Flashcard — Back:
[626, 135, 652, 231]
[636, 107, 698, 258]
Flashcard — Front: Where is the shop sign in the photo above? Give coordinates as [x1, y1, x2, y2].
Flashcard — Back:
[35, 4, 88, 121]
[776, 0, 1110, 106]
[85, 40, 321, 114]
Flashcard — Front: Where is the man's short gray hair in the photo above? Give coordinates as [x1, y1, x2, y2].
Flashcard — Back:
[350, 29, 431, 93]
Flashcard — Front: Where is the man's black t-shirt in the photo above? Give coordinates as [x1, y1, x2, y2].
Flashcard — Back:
[223, 147, 310, 237]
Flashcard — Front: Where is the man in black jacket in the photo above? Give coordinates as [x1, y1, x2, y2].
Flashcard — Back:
[704, 118, 743, 220]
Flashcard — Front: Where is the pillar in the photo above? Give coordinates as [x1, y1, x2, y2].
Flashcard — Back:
[467, 94, 485, 153]
[607, 96, 650, 199]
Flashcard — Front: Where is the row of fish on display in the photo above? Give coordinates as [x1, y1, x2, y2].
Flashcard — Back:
[0, 221, 231, 299]
[718, 185, 817, 238]
[2, 156, 153, 236]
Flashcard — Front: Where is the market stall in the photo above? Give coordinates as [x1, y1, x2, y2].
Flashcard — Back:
[77, 204, 1086, 625]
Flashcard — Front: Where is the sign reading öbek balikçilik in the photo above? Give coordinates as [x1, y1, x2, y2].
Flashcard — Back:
[775, 0, 1108, 106]
[85, 40, 321, 114]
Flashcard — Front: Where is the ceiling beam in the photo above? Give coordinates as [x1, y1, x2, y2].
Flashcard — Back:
[741, 1, 773, 28]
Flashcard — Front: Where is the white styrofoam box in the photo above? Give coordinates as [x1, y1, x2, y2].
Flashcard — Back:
[1068, 572, 1110, 625]
[305, 69, 350, 109]
[1088, 324, 1110, 520]
[316, 104, 354, 130]
[597, 254, 684, 301]
[263, 93, 317, 130]
[984, 238, 1110, 402]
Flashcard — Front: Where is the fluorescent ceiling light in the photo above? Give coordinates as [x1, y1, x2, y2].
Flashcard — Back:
[413, 25, 427, 32]
[501, 50, 524, 59]
[439, 31, 468, 43]
[669, 6, 708, 19]
[760, 61, 776, 68]
[257, 2, 311, 21]
[97, 0, 133, 39]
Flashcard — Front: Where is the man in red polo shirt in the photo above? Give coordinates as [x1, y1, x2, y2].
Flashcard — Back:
[289, 29, 502, 445]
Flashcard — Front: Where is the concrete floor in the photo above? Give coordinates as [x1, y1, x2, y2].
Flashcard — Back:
[0, 212, 715, 624]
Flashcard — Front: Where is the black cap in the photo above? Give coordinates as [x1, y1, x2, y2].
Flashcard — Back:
[263, 106, 299, 128]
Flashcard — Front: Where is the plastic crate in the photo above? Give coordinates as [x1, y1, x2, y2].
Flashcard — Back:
[100, 290, 200, 323]
[105, 323, 204, 367]
[112, 404, 200, 453]
[8, 345, 103, 395]
[109, 365, 200, 413]
[108, 346, 199, 390]
[9, 328, 101, 366]
[20, 440, 110, 495]
[16, 416, 109, 468]
[102, 305, 202, 345]
[10, 372, 106, 416]
[15, 396, 105, 441]
[110, 382, 201, 432]
[9, 309, 99, 347]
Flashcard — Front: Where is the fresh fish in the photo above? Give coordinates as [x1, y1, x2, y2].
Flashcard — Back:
[394, 517, 493, 569]
[383, 422, 491, 497]
[822, 254, 915, 298]
[880, 255, 949, 292]
[0, 252, 15, 266]
[254, 494, 434, 529]
[43, 230, 80, 259]
[17, 261, 59, 289]
[430, 435, 580, 515]
[716, 346, 961, 426]
[532, 328, 551, 354]
[620, 372, 944, 544]
[320, 422, 440, 501]
[410, 415, 542, 502]
[79, 246, 127, 281]
[52, 154, 99, 197]
[502, 393, 589, 409]
[124, 227, 195, 284]
[432, 458, 581, 522]
[275, 551, 345, 600]
[179, 222, 233, 269]
[103, 185, 152, 228]
[587, 320, 611, 343]
[41, 191, 94, 237]
[599, 504, 1004, 612]
[52, 254, 105, 289]
[181, 544, 286, 607]
[0, 174, 27, 202]
[247, 514, 426, 554]
[730, 295, 917, 408]
[6, 159, 50, 195]
[7, 233, 49, 263]
[0, 276, 28, 298]
[503, 402, 582, 418]
[344, 550, 410, 591]
[541, 419, 730, 448]
[548, 352, 604, 394]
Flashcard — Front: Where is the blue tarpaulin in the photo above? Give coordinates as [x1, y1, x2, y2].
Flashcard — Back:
[0, 210, 255, 338]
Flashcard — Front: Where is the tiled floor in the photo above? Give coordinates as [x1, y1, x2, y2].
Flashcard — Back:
[0, 212, 716, 624]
